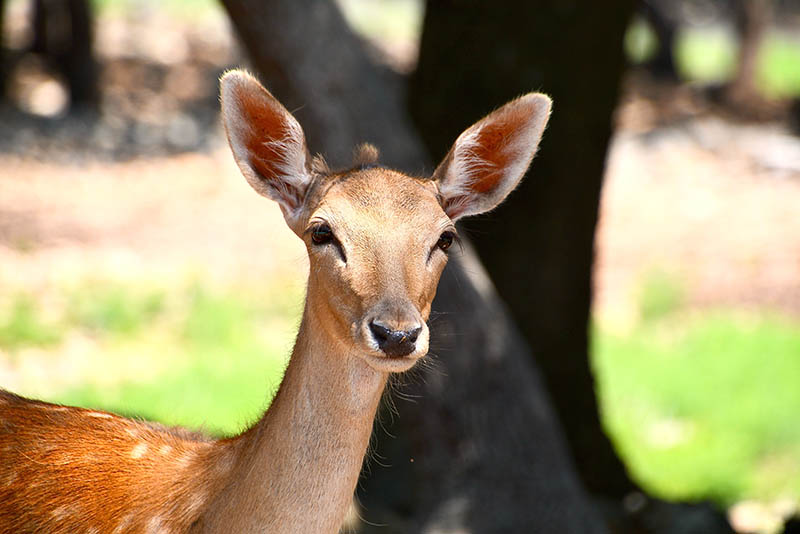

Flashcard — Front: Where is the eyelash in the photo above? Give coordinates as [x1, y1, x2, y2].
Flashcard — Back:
[310, 224, 457, 264]
[309, 223, 347, 262]
[436, 231, 456, 252]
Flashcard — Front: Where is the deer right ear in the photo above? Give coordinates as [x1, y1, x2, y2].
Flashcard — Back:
[220, 70, 312, 231]
[432, 93, 552, 221]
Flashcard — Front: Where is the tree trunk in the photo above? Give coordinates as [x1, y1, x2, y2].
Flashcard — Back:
[63, 0, 97, 109]
[728, 0, 771, 102]
[408, 0, 637, 499]
[30, 0, 98, 110]
[218, 0, 425, 171]
[219, 0, 604, 532]
[0, 0, 6, 100]
[641, 0, 679, 80]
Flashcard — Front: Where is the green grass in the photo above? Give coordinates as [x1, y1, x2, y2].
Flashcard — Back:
[5, 272, 800, 506]
[0, 294, 62, 350]
[638, 269, 686, 323]
[65, 282, 166, 337]
[0, 278, 301, 436]
[594, 305, 800, 505]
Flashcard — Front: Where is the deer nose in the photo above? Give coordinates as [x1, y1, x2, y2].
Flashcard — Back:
[368, 321, 422, 358]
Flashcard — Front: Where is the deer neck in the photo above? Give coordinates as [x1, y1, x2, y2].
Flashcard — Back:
[193, 294, 388, 534]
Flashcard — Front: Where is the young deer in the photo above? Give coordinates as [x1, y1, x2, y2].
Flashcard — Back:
[0, 70, 551, 534]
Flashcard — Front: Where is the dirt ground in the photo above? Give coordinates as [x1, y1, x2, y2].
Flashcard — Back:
[2, 94, 799, 326]
[1, 5, 798, 322]
[598, 86, 800, 322]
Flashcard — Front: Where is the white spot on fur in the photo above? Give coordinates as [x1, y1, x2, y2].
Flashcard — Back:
[86, 411, 112, 419]
[215, 450, 236, 476]
[187, 491, 207, 515]
[50, 504, 78, 520]
[176, 451, 195, 467]
[159, 444, 173, 455]
[145, 515, 164, 534]
[131, 443, 148, 459]
[50, 406, 70, 412]
[2, 470, 17, 487]
[112, 513, 133, 534]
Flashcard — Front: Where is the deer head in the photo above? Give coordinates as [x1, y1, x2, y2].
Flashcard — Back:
[220, 70, 551, 373]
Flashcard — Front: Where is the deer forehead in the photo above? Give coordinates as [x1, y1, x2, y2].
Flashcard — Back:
[310, 168, 448, 245]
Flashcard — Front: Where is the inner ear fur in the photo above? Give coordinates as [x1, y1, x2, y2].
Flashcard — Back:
[220, 70, 312, 227]
[433, 93, 552, 220]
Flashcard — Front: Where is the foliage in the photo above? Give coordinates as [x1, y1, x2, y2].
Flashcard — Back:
[626, 19, 800, 98]
[757, 32, 800, 99]
[674, 26, 739, 85]
[625, 17, 659, 65]
[594, 305, 800, 505]
[90, 0, 219, 18]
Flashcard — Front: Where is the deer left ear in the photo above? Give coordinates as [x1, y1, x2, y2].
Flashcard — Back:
[432, 93, 552, 221]
[220, 70, 312, 233]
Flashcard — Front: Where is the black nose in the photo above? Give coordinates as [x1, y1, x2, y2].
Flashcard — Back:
[368, 321, 421, 358]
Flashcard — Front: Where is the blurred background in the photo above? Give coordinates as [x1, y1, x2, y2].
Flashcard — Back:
[0, 0, 798, 533]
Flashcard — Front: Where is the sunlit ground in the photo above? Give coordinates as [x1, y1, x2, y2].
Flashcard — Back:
[1, 1, 800, 533]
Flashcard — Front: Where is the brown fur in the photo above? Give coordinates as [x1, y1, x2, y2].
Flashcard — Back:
[0, 390, 235, 533]
[0, 70, 551, 534]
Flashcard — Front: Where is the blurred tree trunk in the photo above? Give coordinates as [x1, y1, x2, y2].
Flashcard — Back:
[728, 0, 771, 102]
[408, 0, 637, 501]
[640, 0, 679, 80]
[31, 0, 98, 110]
[218, 0, 425, 170]
[0, 0, 6, 99]
[219, 0, 604, 532]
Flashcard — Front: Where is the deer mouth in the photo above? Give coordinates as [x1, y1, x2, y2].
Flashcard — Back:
[362, 351, 426, 373]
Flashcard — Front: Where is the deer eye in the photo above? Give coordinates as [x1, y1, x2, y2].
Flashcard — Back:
[311, 224, 334, 245]
[436, 231, 455, 252]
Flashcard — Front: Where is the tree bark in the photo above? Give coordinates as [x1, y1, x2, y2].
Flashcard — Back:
[219, 0, 604, 532]
[408, 0, 637, 499]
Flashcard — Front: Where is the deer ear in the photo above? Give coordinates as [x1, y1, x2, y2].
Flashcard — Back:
[432, 93, 552, 221]
[220, 70, 312, 230]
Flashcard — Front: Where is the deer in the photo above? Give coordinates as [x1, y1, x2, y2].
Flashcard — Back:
[0, 70, 551, 534]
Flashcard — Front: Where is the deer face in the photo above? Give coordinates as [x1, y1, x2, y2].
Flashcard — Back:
[297, 168, 454, 372]
[220, 70, 551, 373]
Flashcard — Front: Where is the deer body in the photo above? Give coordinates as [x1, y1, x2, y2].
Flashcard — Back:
[0, 71, 551, 533]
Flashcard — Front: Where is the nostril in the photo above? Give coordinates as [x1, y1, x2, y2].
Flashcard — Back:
[406, 327, 422, 343]
[369, 321, 391, 345]
[368, 321, 421, 358]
